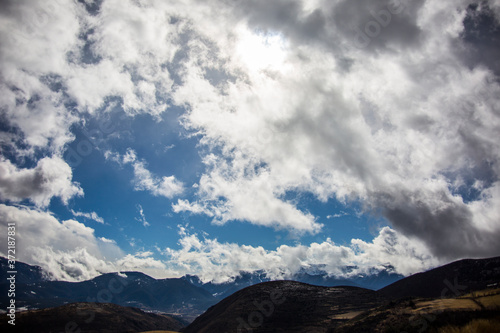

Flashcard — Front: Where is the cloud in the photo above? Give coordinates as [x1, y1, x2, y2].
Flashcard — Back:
[131, 161, 184, 198]
[0, 156, 83, 207]
[116, 253, 166, 270]
[327, 211, 349, 219]
[106, 148, 185, 199]
[0, 204, 121, 281]
[0, 0, 82, 154]
[135, 204, 150, 227]
[1, 0, 499, 277]
[0, 204, 174, 281]
[169, 0, 500, 259]
[163, 226, 438, 283]
[71, 209, 105, 224]
[172, 154, 322, 234]
[99, 237, 116, 244]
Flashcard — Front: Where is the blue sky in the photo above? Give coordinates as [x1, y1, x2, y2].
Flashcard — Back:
[59, 108, 377, 256]
[1, 0, 500, 282]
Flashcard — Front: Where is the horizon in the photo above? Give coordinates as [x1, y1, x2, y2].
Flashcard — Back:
[1, 0, 500, 284]
[6, 254, 499, 284]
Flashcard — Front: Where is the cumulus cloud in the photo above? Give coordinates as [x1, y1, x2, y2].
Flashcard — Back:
[0, 204, 121, 281]
[116, 253, 166, 270]
[132, 161, 184, 198]
[0, 204, 173, 281]
[0, 156, 83, 207]
[172, 153, 322, 234]
[169, 0, 500, 259]
[1, 0, 499, 279]
[163, 226, 438, 283]
[0, 0, 81, 154]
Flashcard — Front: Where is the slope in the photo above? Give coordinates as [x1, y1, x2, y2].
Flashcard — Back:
[0, 302, 185, 333]
[182, 280, 383, 333]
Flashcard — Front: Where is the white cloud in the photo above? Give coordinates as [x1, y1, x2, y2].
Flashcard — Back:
[1, 0, 499, 277]
[327, 212, 348, 219]
[99, 237, 116, 244]
[71, 209, 105, 224]
[135, 250, 154, 258]
[0, 204, 175, 281]
[0, 0, 82, 154]
[172, 155, 322, 234]
[172, 199, 213, 216]
[132, 161, 184, 199]
[163, 226, 438, 283]
[107, 148, 185, 199]
[0, 156, 83, 207]
[136, 204, 150, 227]
[0, 204, 121, 281]
[116, 253, 166, 270]
[168, 0, 500, 258]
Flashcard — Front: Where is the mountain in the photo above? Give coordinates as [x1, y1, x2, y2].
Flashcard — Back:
[183, 280, 384, 333]
[291, 267, 403, 290]
[182, 256, 500, 332]
[0, 257, 47, 284]
[0, 256, 401, 324]
[349, 268, 404, 290]
[5, 255, 499, 331]
[182, 271, 271, 299]
[0, 302, 185, 333]
[378, 256, 500, 299]
[335, 288, 500, 333]
[0, 263, 217, 319]
[182, 267, 403, 301]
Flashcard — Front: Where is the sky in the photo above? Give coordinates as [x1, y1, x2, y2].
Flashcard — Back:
[0, 0, 500, 283]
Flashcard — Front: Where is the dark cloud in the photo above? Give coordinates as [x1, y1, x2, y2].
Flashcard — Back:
[226, 0, 425, 55]
[331, 0, 425, 52]
[460, 2, 500, 75]
[0, 156, 83, 207]
[380, 189, 500, 259]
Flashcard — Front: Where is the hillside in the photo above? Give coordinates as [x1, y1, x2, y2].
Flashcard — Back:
[182, 256, 500, 332]
[335, 288, 500, 333]
[183, 280, 383, 333]
[0, 302, 185, 333]
[379, 256, 500, 299]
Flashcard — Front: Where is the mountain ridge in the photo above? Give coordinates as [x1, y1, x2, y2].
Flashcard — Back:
[182, 256, 500, 332]
[1, 256, 499, 332]
[0, 302, 185, 333]
[0, 256, 403, 320]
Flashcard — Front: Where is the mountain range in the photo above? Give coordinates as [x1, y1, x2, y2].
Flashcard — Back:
[1, 256, 499, 332]
[0, 257, 401, 319]
[184, 256, 500, 333]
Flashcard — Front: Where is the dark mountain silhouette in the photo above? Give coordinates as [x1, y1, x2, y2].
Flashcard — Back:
[0, 257, 47, 284]
[182, 256, 500, 332]
[183, 280, 383, 333]
[335, 289, 500, 333]
[0, 262, 217, 318]
[182, 266, 403, 301]
[378, 256, 500, 299]
[0, 302, 185, 333]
